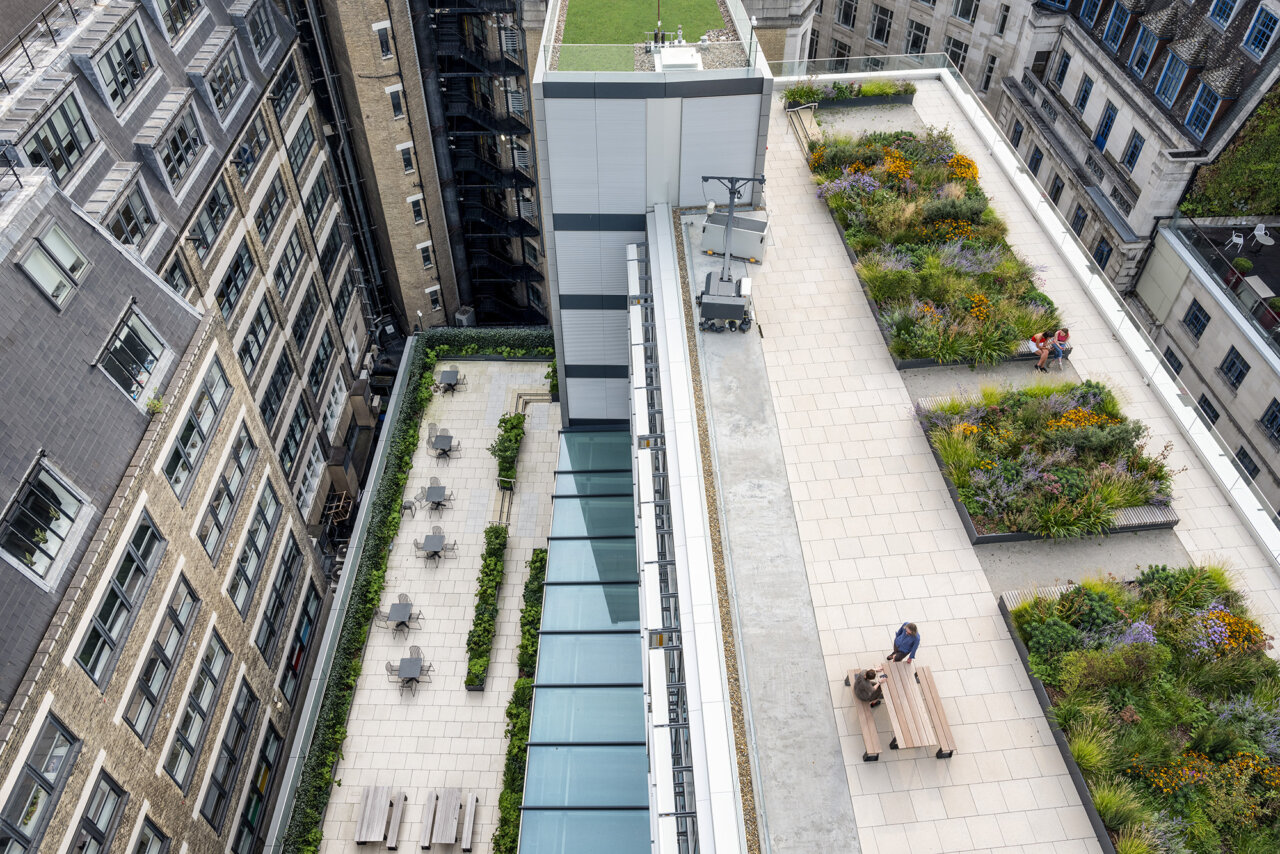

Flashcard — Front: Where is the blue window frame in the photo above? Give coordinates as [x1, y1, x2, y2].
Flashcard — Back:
[1155, 53, 1187, 106]
[1263, 399, 1280, 444]
[1120, 130, 1145, 170]
[1219, 345, 1251, 389]
[1071, 204, 1088, 235]
[1209, 0, 1237, 27]
[1103, 5, 1130, 51]
[1028, 146, 1043, 176]
[1163, 346, 1183, 375]
[1183, 298, 1210, 339]
[1079, 0, 1102, 25]
[1236, 447, 1260, 480]
[1054, 52, 1071, 86]
[1093, 236, 1113, 268]
[1129, 25, 1157, 75]
[1198, 394, 1220, 425]
[1075, 75, 1093, 112]
[1011, 120, 1023, 147]
[1244, 7, 1279, 57]
[1094, 101, 1118, 150]
[1186, 84, 1220, 139]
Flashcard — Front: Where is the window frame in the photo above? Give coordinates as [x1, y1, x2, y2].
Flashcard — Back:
[246, 0, 278, 57]
[1219, 345, 1251, 389]
[1129, 25, 1157, 76]
[197, 424, 257, 559]
[303, 171, 332, 231]
[1079, 0, 1103, 26]
[905, 18, 930, 54]
[1162, 346, 1183, 375]
[189, 178, 233, 260]
[162, 358, 232, 498]
[18, 222, 90, 308]
[133, 819, 169, 854]
[228, 484, 281, 616]
[1074, 74, 1093, 113]
[951, 0, 979, 23]
[260, 355, 295, 429]
[274, 226, 306, 299]
[942, 35, 968, 72]
[163, 631, 231, 791]
[256, 534, 303, 660]
[158, 106, 206, 191]
[1198, 393, 1220, 425]
[106, 182, 158, 248]
[1102, 3, 1130, 52]
[280, 584, 322, 703]
[0, 462, 87, 582]
[156, 0, 204, 42]
[1209, 0, 1238, 27]
[1070, 204, 1088, 235]
[1185, 83, 1221, 140]
[235, 111, 270, 184]
[207, 44, 248, 118]
[307, 329, 335, 399]
[232, 722, 282, 854]
[1094, 101, 1118, 151]
[217, 240, 257, 320]
[279, 404, 311, 476]
[0, 715, 79, 850]
[1048, 174, 1065, 204]
[255, 173, 288, 244]
[200, 680, 258, 831]
[1120, 130, 1145, 171]
[1028, 145, 1043, 176]
[1053, 52, 1071, 87]
[837, 0, 858, 29]
[1093, 236, 1113, 268]
[96, 20, 154, 112]
[286, 114, 316, 176]
[869, 4, 894, 43]
[1182, 298, 1211, 340]
[124, 576, 199, 742]
[291, 282, 322, 351]
[271, 57, 300, 123]
[238, 299, 275, 379]
[23, 94, 96, 186]
[980, 54, 997, 91]
[1235, 446, 1260, 480]
[996, 3, 1010, 34]
[1244, 6, 1279, 57]
[1155, 53, 1188, 107]
[1010, 120, 1023, 148]
[71, 771, 127, 854]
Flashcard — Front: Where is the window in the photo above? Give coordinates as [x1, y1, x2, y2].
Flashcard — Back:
[107, 184, 156, 246]
[1186, 84, 1221, 139]
[260, 356, 294, 428]
[409, 197, 425, 224]
[280, 584, 322, 703]
[1163, 346, 1183, 375]
[1073, 75, 1093, 114]
[0, 716, 77, 850]
[334, 271, 357, 321]
[124, 577, 197, 739]
[198, 425, 256, 557]
[1198, 394, 1220, 425]
[1094, 102, 1117, 150]
[807, 29, 819, 60]
[1155, 53, 1187, 107]
[943, 35, 968, 72]
[1053, 52, 1071, 87]
[24, 96, 95, 184]
[869, 5, 893, 42]
[274, 227, 305, 299]
[232, 723, 282, 854]
[905, 19, 930, 54]
[217, 240, 256, 320]
[189, 179, 232, 259]
[307, 329, 334, 397]
[247, 1, 277, 55]
[158, 0, 203, 40]
[1070, 204, 1088, 234]
[229, 485, 279, 615]
[980, 55, 997, 91]
[98, 21, 152, 110]
[279, 405, 311, 475]
[322, 374, 346, 435]
[319, 229, 343, 276]
[952, 0, 979, 22]
[304, 171, 331, 230]
[1245, 7, 1279, 57]
[291, 283, 322, 350]
[201, 679, 257, 829]
[1010, 120, 1023, 147]
[1102, 4, 1130, 51]
[375, 23, 393, 58]
[134, 820, 168, 854]
[1236, 447, 1260, 479]
[165, 259, 191, 295]
[159, 107, 204, 187]
[272, 58, 300, 122]
[0, 465, 84, 579]
[163, 359, 231, 495]
[1049, 174, 1064, 204]
[256, 535, 302, 658]
[996, 3, 1010, 34]
[235, 112, 270, 182]
[1263, 399, 1280, 444]
[830, 38, 851, 72]
[1219, 345, 1251, 389]
[1079, 0, 1102, 25]
[1093, 236, 1113, 268]
[102, 310, 164, 401]
[1130, 25, 1157, 76]
[400, 146, 414, 173]
[71, 772, 125, 854]
[1209, 0, 1237, 26]
[837, 0, 857, 28]
[287, 115, 316, 175]
[388, 86, 405, 118]
[1120, 131, 1145, 171]
[239, 301, 274, 378]
[1028, 145, 1043, 175]
[418, 240, 434, 269]
[19, 223, 88, 307]
[427, 287, 442, 312]
[255, 174, 287, 244]
[1183, 299, 1211, 339]
[164, 632, 230, 790]
[208, 47, 246, 115]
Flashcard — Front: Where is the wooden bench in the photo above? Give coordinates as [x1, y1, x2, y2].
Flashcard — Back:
[386, 793, 407, 849]
[460, 793, 478, 852]
[356, 786, 390, 844]
[916, 666, 956, 759]
[431, 788, 462, 845]
[418, 790, 438, 849]
[845, 670, 883, 761]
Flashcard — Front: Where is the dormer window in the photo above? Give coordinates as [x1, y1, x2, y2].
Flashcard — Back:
[0, 463, 86, 580]
[1209, 0, 1237, 27]
[106, 183, 158, 247]
[23, 96, 96, 186]
[160, 106, 205, 188]
[97, 21, 153, 111]
[208, 46, 247, 116]
[247, 1, 278, 57]
[157, 0, 204, 41]
[17, 223, 89, 308]
[1185, 84, 1221, 139]
[100, 310, 166, 401]
[1244, 6, 1278, 57]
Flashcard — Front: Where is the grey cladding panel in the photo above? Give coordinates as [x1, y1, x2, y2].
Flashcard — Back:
[554, 231, 644, 296]
[595, 100, 646, 214]
[561, 310, 629, 366]
[566, 377, 631, 421]
[679, 95, 763, 206]
[545, 99, 600, 214]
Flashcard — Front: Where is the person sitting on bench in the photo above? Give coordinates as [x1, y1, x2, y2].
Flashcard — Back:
[1051, 328, 1070, 361]
[853, 668, 884, 708]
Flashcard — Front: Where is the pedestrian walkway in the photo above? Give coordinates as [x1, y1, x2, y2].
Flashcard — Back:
[319, 360, 557, 853]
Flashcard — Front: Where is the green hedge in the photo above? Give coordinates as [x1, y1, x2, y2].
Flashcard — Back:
[419, 326, 554, 356]
[488, 413, 527, 482]
[493, 548, 547, 854]
[464, 526, 510, 688]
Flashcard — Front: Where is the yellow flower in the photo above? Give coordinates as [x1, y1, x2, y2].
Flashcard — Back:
[947, 153, 979, 182]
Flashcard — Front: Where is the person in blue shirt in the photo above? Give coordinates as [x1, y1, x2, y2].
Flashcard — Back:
[886, 622, 920, 662]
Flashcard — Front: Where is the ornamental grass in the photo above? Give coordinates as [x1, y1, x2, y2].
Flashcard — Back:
[806, 127, 1061, 364]
[919, 380, 1175, 538]
[1010, 566, 1280, 852]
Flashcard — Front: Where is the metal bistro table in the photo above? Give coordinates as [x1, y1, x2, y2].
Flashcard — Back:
[431, 434, 454, 457]
[387, 602, 413, 632]
[398, 657, 422, 694]
[439, 370, 459, 393]
[424, 485, 447, 510]
[417, 535, 445, 560]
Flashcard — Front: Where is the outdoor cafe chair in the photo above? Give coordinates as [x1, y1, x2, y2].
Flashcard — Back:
[1224, 231, 1245, 255]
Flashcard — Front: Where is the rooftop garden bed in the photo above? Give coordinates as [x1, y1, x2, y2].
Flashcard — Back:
[1008, 567, 1280, 853]
[807, 128, 1062, 366]
[1181, 86, 1280, 218]
[917, 381, 1177, 541]
[561, 0, 725, 45]
[782, 78, 916, 108]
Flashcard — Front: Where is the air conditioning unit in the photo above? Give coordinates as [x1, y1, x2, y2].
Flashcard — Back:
[455, 305, 477, 327]
[701, 213, 768, 262]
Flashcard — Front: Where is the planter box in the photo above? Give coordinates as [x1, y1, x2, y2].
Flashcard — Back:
[917, 416, 1179, 544]
[464, 682, 485, 692]
[786, 93, 915, 110]
[997, 597, 1118, 854]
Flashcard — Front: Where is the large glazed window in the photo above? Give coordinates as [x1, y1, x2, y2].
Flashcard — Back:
[76, 513, 164, 684]
[0, 715, 78, 851]
[0, 465, 84, 579]
[24, 97, 95, 185]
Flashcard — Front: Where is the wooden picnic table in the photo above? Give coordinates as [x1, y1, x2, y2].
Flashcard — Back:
[432, 787, 462, 844]
[879, 660, 955, 758]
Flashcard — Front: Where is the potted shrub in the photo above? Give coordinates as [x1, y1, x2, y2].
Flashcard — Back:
[1258, 296, 1280, 330]
[1227, 256, 1253, 290]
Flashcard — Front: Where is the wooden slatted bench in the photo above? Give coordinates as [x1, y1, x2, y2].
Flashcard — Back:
[418, 790, 438, 849]
[845, 670, 883, 761]
[356, 786, 390, 844]
[386, 793, 407, 849]
[460, 793, 479, 852]
[916, 666, 956, 759]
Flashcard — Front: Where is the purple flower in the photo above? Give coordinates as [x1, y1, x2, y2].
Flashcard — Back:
[817, 167, 882, 200]
[867, 246, 914, 271]
[938, 241, 1004, 275]
[1116, 621, 1156, 646]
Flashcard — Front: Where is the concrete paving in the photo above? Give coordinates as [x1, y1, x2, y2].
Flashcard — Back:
[319, 361, 556, 854]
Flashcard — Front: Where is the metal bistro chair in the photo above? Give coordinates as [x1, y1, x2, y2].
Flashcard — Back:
[399, 593, 411, 604]
[427, 423, 438, 443]
[442, 540, 459, 560]
[414, 486, 430, 507]
[410, 645, 423, 660]
[372, 608, 390, 629]
[1224, 231, 1245, 255]
[430, 476, 441, 487]
[384, 661, 399, 683]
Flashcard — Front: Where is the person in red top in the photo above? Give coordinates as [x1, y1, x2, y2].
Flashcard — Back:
[1031, 331, 1051, 372]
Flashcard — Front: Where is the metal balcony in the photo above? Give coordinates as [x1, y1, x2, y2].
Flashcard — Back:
[444, 96, 529, 136]
[469, 248, 543, 283]
[452, 152, 535, 189]
[461, 201, 539, 237]
[436, 37, 525, 78]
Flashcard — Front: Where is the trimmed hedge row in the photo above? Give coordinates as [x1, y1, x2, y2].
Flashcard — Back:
[493, 548, 547, 854]
[488, 413, 527, 483]
[419, 326, 554, 355]
[464, 525, 511, 689]
[281, 336, 436, 854]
